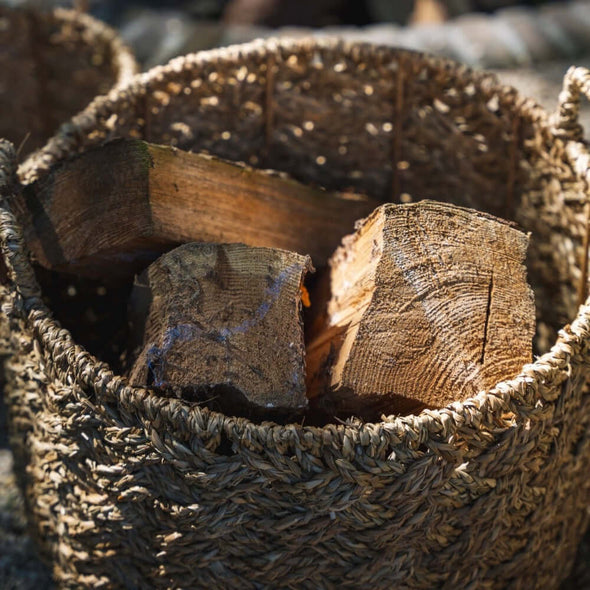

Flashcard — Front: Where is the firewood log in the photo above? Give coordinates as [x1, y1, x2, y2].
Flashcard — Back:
[306, 200, 535, 420]
[127, 242, 313, 418]
[16, 138, 377, 279]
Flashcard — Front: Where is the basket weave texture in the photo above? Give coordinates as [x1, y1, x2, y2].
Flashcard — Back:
[3, 39, 590, 589]
[0, 6, 137, 157]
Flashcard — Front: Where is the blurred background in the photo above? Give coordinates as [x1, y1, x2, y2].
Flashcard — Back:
[2, 0, 590, 588]
[1, 0, 589, 120]
[0, 0, 588, 71]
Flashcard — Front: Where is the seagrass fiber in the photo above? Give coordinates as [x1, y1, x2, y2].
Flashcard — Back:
[3, 39, 590, 589]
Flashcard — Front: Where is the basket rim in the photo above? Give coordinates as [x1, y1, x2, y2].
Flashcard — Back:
[54, 7, 138, 85]
[5, 37, 590, 453]
[20, 36, 543, 183]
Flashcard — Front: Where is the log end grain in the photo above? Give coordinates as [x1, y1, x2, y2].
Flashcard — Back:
[307, 200, 536, 420]
[128, 242, 314, 417]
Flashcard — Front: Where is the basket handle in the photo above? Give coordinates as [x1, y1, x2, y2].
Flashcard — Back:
[552, 66, 590, 142]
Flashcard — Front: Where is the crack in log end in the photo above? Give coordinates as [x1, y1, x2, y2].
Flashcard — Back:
[480, 272, 494, 366]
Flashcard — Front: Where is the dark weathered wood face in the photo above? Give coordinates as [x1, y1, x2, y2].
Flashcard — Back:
[127, 242, 312, 417]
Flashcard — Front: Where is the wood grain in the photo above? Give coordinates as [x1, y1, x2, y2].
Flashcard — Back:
[306, 200, 535, 420]
[128, 242, 313, 417]
[16, 138, 378, 279]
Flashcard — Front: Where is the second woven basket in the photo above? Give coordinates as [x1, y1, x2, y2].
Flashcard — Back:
[0, 6, 137, 157]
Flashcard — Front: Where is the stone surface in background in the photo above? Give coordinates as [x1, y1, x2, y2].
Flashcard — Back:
[0, 451, 53, 589]
[216, 0, 590, 68]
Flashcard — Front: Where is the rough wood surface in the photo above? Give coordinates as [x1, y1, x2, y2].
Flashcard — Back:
[16, 138, 377, 279]
[306, 200, 535, 419]
[127, 242, 313, 416]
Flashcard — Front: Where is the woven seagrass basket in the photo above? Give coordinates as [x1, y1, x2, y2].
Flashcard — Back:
[3, 39, 590, 588]
[0, 6, 137, 157]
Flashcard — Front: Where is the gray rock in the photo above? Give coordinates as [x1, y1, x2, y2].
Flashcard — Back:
[0, 450, 53, 590]
[499, 6, 572, 62]
[119, 8, 223, 67]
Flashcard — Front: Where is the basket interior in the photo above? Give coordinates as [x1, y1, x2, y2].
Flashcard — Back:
[0, 8, 121, 155]
[31, 42, 587, 378]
